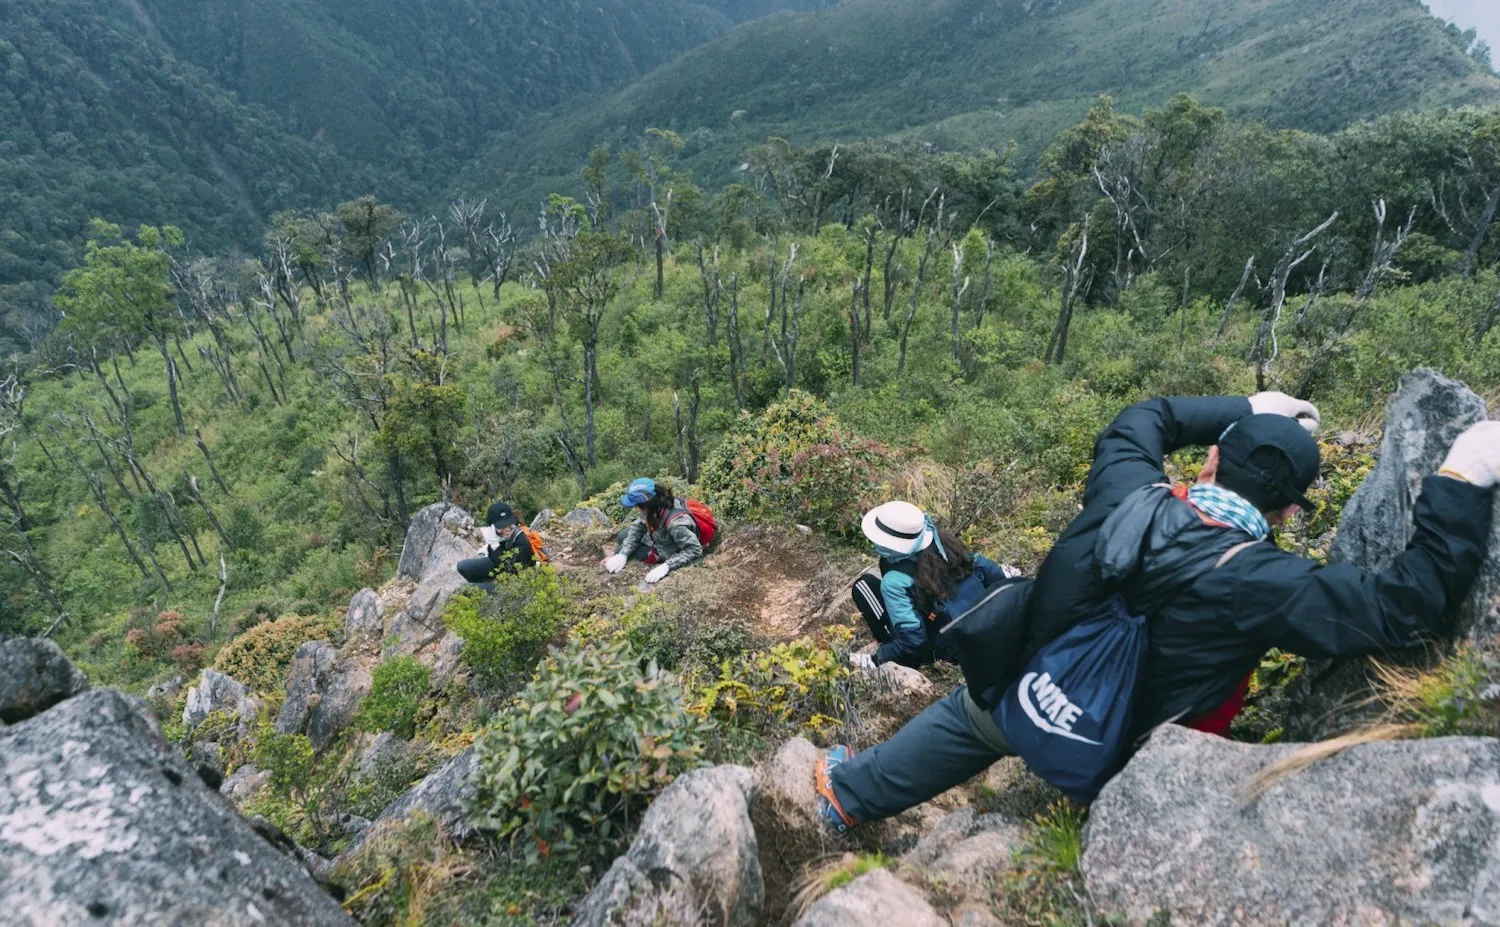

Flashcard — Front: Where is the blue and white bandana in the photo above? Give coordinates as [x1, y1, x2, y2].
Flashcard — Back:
[1187, 484, 1270, 541]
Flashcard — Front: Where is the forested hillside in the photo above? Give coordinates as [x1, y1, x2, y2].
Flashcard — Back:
[5, 0, 1497, 358]
[461, 0, 1500, 212]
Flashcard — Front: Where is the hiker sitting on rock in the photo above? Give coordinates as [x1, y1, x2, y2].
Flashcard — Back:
[814, 391, 1499, 834]
[850, 501, 1021, 670]
[602, 478, 716, 585]
[457, 502, 548, 590]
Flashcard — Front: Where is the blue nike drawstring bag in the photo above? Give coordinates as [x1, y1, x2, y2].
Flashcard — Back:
[993, 594, 1149, 803]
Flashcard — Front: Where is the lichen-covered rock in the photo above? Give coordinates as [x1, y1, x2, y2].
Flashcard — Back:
[146, 676, 184, 702]
[530, 509, 555, 530]
[428, 631, 465, 688]
[574, 766, 763, 927]
[0, 688, 352, 925]
[792, 869, 946, 927]
[182, 668, 257, 731]
[276, 642, 372, 751]
[757, 737, 821, 836]
[343, 588, 384, 645]
[396, 502, 475, 583]
[1083, 724, 1500, 926]
[1287, 369, 1500, 739]
[562, 506, 611, 529]
[902, 808, 1026, 883]
[0, 637, 90, 724]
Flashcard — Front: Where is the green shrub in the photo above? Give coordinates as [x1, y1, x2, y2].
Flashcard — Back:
[253, 726, 316, 796]
[356, 656, 431, 739]
[702, 391, 889, 537]
[442, 567, 572, 690]
[1030, 800, 1087, 872]
[469, 637, 710, 859]
[694, 629, 856, 742]
[212, 612, 341, 692]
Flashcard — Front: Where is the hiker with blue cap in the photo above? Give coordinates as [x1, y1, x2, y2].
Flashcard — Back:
[850, 501, 1020, 670]
[813, 391, 1499, 835]
[602, 477, 716, 584]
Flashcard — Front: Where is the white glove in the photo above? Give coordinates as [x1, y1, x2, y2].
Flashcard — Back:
[1249, 391, 1321, 435]
[645, 563, 671, 584]
[848, 652, 876, 671]
[1441, 421, 1500, 488]
[480, 525, 499, 548]
[603, 554, 628, 574]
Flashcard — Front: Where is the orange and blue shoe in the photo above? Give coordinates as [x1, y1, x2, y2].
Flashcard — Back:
[814, 745, 857, 836]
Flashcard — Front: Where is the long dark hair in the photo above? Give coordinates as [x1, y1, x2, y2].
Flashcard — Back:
[642, 481, 677, 528]
[914, 527, 974, 602]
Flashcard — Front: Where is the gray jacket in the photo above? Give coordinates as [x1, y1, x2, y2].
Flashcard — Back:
[619, 508, 704, 570]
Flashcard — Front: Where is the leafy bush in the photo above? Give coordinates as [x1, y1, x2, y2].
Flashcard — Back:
[213, 612, 340, 692]
[442, 568, 572, 690]
[702, 391, 890, 537]
[469, 637, 710, 859]
[253, 726, 316, 796]
[694, 631, 855, 741]
[356, 656, 431, 739]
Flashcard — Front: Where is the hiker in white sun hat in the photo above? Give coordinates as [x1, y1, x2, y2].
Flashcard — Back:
[848, 500, 1021, 672]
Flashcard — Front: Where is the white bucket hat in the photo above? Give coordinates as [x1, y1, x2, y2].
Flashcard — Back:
[861, 501, 932, 554]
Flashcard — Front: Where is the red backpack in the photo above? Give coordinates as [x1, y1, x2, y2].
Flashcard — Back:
[675, 498, 718, 547]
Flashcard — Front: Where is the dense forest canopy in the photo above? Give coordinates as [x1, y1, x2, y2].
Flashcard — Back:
[4, 0, 1497, 357]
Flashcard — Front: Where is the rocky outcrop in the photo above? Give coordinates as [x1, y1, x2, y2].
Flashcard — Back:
[792, 869, 947, 927]
[396, 502, 475, 582]
[1287, 369, 1500, 739]
[222, 764, 270, 805]
[343, 588, 384, 645]
[562, 506, 612, 529]
[383, 503, 475, 657]
[345, 747, 479, 857]
[182, 668, 258, 731]
[276, 641, 372, 751]
[1083, 724, 1500, 926]
[0, 687, 352, 926]
[0, 637, 90, 723]
[902, 808, 1026, 883]
[574, 766, 763, 927]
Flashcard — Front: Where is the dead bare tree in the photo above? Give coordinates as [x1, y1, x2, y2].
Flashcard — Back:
[769, 275, 806, 395]
[450, 196, 490, 288]
[949, 241, 972, 364]
[848, 280, 864, 387]
[696, 242, 721, 346]
[1297, 203, 1413, 397]
[674, 370, 702, 483]
[484, 215, 517, 299]
[1429, 162, 1500, 278]
[764, 241, 798, 360]
[1249, 211, 1339, 391]
[0, 370, 67, 629]
[877, 190, 922, 322]
[1045, 215, 1094, 366]
[195, 429, 230, 495]
[1093, 138, 1153, 296]
[1215, 256, 1259, 336]
[898, 193, 950, 376]
[208, 555, 228, 641]
[183, 474, 234, 551]
[727, 274, 746, 410]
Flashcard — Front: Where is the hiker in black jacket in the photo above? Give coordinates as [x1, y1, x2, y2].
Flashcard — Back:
[457, 502, 542, 591]
[813, 392, 1499, 833]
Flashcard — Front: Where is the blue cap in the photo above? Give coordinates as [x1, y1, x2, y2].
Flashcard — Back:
[621, 477, 657, 508]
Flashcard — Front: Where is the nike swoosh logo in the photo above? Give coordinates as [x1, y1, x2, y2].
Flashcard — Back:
[1017, 672, 1103, 745]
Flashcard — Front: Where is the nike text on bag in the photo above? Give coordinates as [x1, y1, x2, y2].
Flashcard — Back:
[994, 595, 1148, 803]
[937, 577, 1033, 711]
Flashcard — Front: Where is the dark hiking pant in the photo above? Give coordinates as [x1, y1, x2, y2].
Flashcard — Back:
[852, 573, 892, 644]
[830, 685, 1015, 824]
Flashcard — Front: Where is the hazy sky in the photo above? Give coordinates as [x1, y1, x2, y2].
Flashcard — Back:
[1425, 0, 1500, 50]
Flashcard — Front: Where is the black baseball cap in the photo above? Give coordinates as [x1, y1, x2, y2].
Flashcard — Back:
[485, 501, 520, 529]
[1217, 414, 1320, 511]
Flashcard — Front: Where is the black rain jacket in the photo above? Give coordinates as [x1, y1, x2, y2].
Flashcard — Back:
[1026, 396, 1494, 734]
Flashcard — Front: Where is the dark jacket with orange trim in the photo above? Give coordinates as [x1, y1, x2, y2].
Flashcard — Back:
[1027, 396, 1493, 735]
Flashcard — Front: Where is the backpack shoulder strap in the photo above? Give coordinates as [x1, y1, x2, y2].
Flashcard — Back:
[1214, 540, 1260, 569]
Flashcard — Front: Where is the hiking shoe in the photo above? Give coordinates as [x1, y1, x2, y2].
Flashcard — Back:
[814, 745, 857, 836]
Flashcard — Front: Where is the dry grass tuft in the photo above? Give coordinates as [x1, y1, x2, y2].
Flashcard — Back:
[1236, 723, 1421, 805]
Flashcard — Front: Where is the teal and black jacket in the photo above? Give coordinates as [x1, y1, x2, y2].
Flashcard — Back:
[875, 554, 1011, 667]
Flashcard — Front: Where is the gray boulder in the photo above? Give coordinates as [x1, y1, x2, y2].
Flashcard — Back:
[574, 766, 763, 927]
[0, 688, 352, 926]
[345, 747, 478, 857]
[1287, 369, 1499, 739]
[146, 676, 184, 701]
[343, 588, 384, 645]
[902, 808, 1026, 883]
[792, 869, 946, 927]
[1083, 724, 1500, 926]
[562, 506, 611, 529]
[0, 637, 90, 723]
[221, 764, 270, 804]
[428, 631, 465, 688]
[182, 668, 258, 731]
[396, 502, 475, 582]
[530, 509, 555, 530]
[276, 642, 372, 751]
